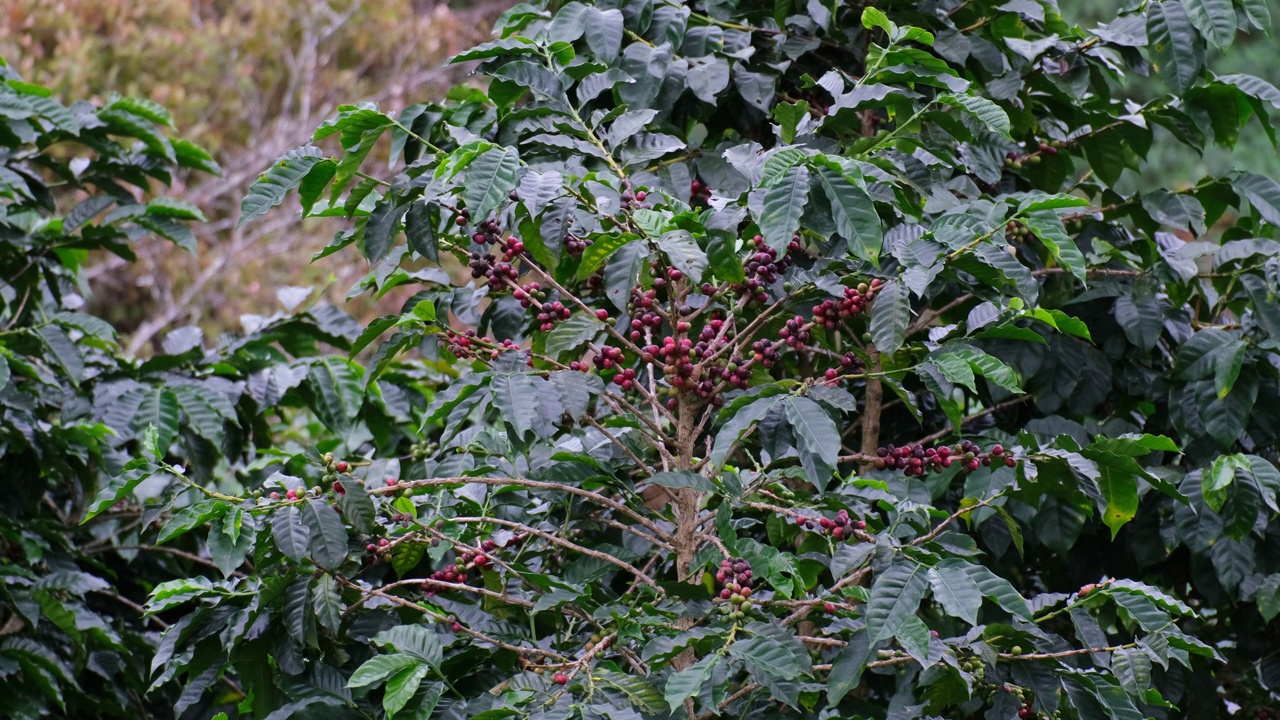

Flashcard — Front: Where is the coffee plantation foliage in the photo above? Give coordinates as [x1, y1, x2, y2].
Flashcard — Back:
[5, 0, 1280, 718]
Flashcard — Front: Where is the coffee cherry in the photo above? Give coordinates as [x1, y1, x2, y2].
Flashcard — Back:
[823, 601, 836, 614]
[595, 309, 609, 321]
[552, 672, 568, 685]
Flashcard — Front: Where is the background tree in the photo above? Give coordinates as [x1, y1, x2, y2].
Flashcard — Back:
[6, 0, 1280, 719]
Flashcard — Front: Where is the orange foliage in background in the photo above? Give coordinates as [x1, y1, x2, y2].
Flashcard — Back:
[1, 0, 504, 353]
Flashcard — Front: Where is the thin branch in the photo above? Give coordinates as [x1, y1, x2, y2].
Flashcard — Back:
[908, 395, 1033, 446]
[336, 577, 566, 660]
[371, 476, 673, 542]
[424, 516, 664, 592]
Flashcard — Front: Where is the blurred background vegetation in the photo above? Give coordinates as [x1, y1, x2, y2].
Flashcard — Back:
[1, 0, 1276, 353]
[0, 0, 506, 354]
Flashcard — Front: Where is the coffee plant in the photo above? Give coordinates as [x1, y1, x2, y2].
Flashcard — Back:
[8, 0, 1280, 718]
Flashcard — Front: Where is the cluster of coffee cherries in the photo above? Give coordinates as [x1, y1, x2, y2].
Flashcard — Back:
[732, 234, 799, 304]
[811, 280, 884, 328]
[521, 655, 571, 684]
[1003, 151, 1040, 170]
[1036, 140, 1062, 155]
[795, 508, 865, 541]
[619, 179, 649, 212]
[652, 264, 684, 290]
[610, 367, 638, 391]
[1005, 221, 1032, 244]
[444, 330, 520, 361]
[319, 453, 349, 483]
[714, 557, 755, 620]
[779, 316, 812, 351]
[469, 216, 505, 246]
[643, 336, 713, 405]
[750, 338, 781, 368]
[535, 300, 572, 332]
[565, 232, 591, 256]
[690, 178, 711, 207]
[592, 345, 625, 370]
[873, 441, 1016, 476]
[625, 287, 665, 341]
[408, 441, 438, 461]
[468, 251, 520, 292]
[422, 552, 491, 595]
[718, 356, 755, 389]
[822, 353, 866, 382]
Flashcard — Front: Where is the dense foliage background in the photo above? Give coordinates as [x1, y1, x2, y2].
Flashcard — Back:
[5, 0, 1280, 719]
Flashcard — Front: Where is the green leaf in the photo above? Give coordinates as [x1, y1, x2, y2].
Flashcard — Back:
[348, 654, 420, 688]
[240, 146, 327, 226]
[773, 100, 810, 143]
[1184, 0, 1236, 49]
[595, 669, 665, 715]
[208, 511, 256, 578]
[1016, 193, 1091, 213]
[865, 560, 929, 642]
[384, 663, 431, 719]
[1147, 0, 1206, 94]
[861, 7, 895, 34]
[584, 8, 624, 61]
[146, 197, 206, 222]
[302, 497, 348, 568]
[870, 280, 910, 354]
[940, 345, 1023, 393]
[1097, 463, 1140, 538]
[337, 479, 377, 535]
[963, 564, 1032, 619]
[308, 357, 363, 432]
[1113, 294, 1163, 351]
[604, 239, 650, 311]
[648, 471, 716, 492]
[98, 108, 175, 162]
[313, 574, 344, 633]
[463, 147, 519, 223]
[785, 397, 840, 490]
[928, 560, 983, 625]
[1203, 453, 1248, 512]
[657, 230, 708, 283]
[729, 635, 802, 681]
[373, 625, 444, 667]
[157, 500, 227, 545]
[172, 138, 221, 174]
[271, 505, 311, 562]
[815, 166, 882, 266]
[940, 93, 1011, 138]
[405, 200, 440, 262]
[392, 541, 425, 578]
[1235, 172, 1280, 227]
[578, 234, 640, 280]
[544, 314, 604, 360]
[1258, 574, 1280, 623]
[1214, 341, 1247, 398]
[664, 654, 720, 711]
[827, 628, 870, 704]
[84, 465, 155, 522]
[490, 373, 542, 440]
[758, 165, 810, 253]
[132, 388, 180, 453]
[1024, 211, 1088, 284]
